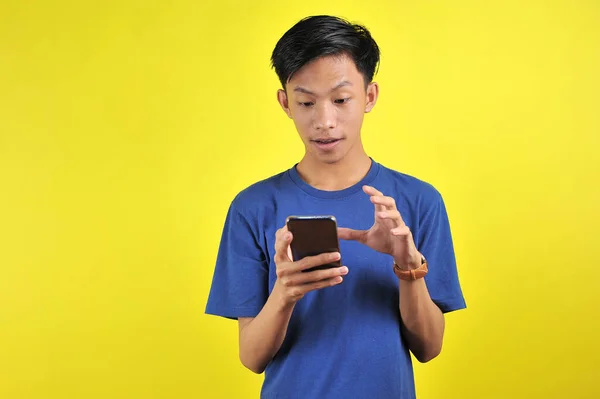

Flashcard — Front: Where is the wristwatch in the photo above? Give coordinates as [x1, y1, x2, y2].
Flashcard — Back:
[393, 254, 428, 281]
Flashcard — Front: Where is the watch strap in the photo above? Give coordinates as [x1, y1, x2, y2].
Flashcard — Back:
[393, 255, 428, 281]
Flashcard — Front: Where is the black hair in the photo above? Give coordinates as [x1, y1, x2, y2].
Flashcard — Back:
[270, 15, 380, 90]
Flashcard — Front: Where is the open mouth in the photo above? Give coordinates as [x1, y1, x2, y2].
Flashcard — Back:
[312, 138, 341, 144]
[311, 138, 342, 151]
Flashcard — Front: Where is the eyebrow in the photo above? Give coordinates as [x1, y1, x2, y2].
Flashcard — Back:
[293, 80, 353, 95]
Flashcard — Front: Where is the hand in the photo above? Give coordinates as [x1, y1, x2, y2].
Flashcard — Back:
[271, 226, 349, 306]
[338, 185, 421, 270]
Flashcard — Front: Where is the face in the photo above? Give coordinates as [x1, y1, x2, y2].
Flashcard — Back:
[277, 54, 378, 165]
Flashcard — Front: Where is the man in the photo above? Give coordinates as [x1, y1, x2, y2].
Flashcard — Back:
[205, 15, 466, 399]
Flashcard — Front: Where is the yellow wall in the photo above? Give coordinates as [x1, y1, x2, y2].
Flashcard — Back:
[1, 1, 598, 398]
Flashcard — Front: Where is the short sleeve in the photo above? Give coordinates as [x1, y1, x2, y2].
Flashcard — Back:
[205, 201, 269, 319]
[417, 191, 466, 313]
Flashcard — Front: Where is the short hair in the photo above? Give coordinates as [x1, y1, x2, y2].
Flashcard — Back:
[270, 15, 380, 90]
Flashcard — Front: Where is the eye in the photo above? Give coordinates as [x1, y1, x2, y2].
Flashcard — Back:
[334, 98, 350, 104]
[298, 102, 314, 107]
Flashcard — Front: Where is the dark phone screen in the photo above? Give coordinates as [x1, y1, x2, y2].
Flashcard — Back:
[287, 217, 341, 271]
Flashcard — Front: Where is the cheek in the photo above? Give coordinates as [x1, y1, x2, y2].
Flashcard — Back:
[291, 113, 313, 137]
[291, 110, 312, 126]
[343, 104, 364, 128]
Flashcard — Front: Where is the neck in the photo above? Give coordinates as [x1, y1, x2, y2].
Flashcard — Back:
[296, 145, 372, 192]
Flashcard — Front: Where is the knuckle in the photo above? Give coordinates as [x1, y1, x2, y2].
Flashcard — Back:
[274, 253, 284, 264]
[294, 257, 304, 268]
[312, 271, 327, 281]
[318, 254, 329, 263]
[275, 268, 285, 278]
[299, 257, 312, 269]
[322, 252, 335, 261]
[323, 269, 337, 279]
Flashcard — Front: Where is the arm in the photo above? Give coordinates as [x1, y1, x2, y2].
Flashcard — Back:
[237, 298, 294, 374]
[396, 257, 445, 363]
[337, 185, 449, 363]
[237, 227, 349, 374]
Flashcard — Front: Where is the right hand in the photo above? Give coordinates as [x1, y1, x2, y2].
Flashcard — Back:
[272, 226, 349, 307]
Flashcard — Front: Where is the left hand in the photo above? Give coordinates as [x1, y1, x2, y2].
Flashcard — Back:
[337, 185, 422, 270]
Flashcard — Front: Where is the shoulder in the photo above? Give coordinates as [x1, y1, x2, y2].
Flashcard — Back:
[377, 163, 443, 206]
[228, 169, 290, 218]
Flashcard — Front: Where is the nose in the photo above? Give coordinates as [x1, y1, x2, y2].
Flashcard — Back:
[313, 102, 337, 130]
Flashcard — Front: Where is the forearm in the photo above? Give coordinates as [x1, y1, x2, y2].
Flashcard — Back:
[239, 288, 294, 374]
[399, 278, 445, 363]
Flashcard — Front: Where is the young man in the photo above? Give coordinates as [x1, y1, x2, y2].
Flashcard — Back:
[205, 15, 466, 399]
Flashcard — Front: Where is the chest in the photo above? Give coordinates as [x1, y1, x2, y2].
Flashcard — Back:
[259, 194, 415, 293]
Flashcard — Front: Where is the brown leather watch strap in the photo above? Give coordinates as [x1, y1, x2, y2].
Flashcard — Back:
[393, 257, 428, 281]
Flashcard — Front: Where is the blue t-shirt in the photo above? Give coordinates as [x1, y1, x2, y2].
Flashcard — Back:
[205, 159, 466, 399]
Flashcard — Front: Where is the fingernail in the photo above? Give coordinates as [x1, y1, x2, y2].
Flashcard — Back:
[339, 266, 348, 274]
[331, 252, 340, 260]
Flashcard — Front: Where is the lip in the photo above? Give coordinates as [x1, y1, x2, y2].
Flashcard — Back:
[311, 138, 343, 151]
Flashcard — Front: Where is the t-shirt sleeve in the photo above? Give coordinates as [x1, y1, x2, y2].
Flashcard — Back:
[205, 201, 269, 320]
[416, 190, 466, 313]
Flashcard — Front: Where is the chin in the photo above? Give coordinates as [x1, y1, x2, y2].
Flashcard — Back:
[316, 151, 345, 165]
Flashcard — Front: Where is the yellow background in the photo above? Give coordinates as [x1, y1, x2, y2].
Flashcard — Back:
[1, 1, 598, 398]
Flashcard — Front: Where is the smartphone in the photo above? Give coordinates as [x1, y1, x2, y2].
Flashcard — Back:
[285, 215, 342, 272]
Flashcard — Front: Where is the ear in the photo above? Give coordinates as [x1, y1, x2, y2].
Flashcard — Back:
[364, 82, 379, 113]
[277, 89, 293, 119]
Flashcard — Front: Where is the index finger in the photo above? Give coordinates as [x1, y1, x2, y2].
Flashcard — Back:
[363, 185, 383, 196]
[363, 185, 386, 213]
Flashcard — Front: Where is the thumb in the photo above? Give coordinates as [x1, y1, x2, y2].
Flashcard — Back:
[338, 227, 367, 243]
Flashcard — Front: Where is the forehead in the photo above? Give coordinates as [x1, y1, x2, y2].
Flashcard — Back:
[286, 55, 364, 94]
